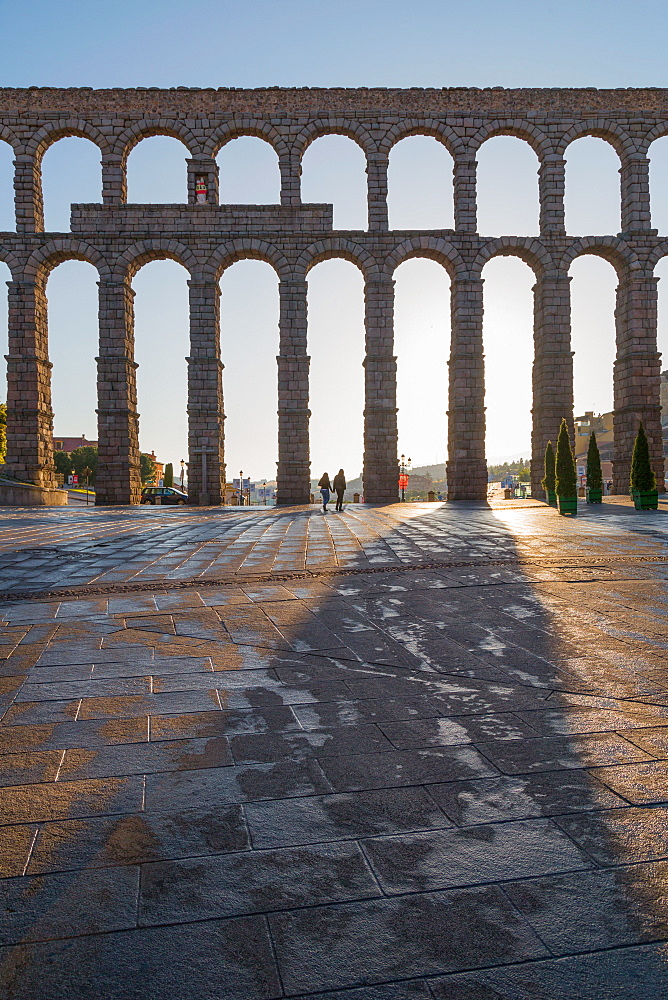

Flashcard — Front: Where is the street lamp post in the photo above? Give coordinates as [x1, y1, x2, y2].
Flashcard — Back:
[82, 466, 91, 505]
[180, 459, 185, 490]
[239, 470, 243, 506]
[399, 454, 412, 502]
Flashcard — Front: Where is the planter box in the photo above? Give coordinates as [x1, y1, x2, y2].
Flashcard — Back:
[632, 489, 658, 510]
[558, 495, 577, 516]
[586, 488, 602, 504]
[545, 490, 557, 507]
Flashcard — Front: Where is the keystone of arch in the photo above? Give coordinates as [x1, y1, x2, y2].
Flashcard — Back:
[556, 120, 637, 159]
[295, 238, 381, 280]
[114, 120, 203, 161]
[22, 119, 113, 161]
[473, 238, 555, 279]
[384, 236, 466, 279]
[378, 120, 465, 158]
[22, 240, 113, 282]
[203, 239, 292, 281]
[468, 120, 552, 159]
[293, 119, 378, 160]
[561, 236, 641, 279]
[204, 120, 291, 159]
[110, 240, 201, 283]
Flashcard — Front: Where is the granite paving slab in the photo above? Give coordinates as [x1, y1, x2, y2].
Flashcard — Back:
[1, 500, 667, 995]
[0, 916, 281, 999]
[428, 943, 668, 999]
[268, 886, 549, 994]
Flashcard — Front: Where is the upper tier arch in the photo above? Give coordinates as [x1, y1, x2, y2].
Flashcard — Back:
[561, 236, 641, 278]
[473, 238, 555, 279]
[296, 238, 380, 279]
[469, 120, 551, 158]
[22, 240, 112, 281]
[205, 120, 290, 159]
[204, 239, 291, 281]
[0, 244, 23, 279]
[557, 121, 636, 159]
[115, 120, 202, 160]
[384, 237, 465, 279]
[294, 120, 377, 160]
[22, 120, 111, 162]
[380, 120, 465, 158]
[111, 240, 201, 282]
[0, 125, 19, 154]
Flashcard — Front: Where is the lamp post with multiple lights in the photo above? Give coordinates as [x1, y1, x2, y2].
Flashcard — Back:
[399, 454, 412, 502]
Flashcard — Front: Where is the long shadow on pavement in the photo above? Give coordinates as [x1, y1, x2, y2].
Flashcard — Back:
[0, 503, 666, 997]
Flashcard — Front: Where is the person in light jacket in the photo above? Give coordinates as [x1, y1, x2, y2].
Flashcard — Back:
[318, 472, 331, 513]
[332, 469, 346, 511]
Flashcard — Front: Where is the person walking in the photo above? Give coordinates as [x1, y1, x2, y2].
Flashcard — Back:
[333, 469, 346, 511]
[318, 472, 331, 513]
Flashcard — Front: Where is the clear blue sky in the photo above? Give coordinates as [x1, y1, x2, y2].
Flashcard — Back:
[1, 1, 668, 478]
[2, 0, 668, 90]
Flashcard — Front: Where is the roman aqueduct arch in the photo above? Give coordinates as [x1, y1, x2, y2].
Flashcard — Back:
[0, 86, 665, 503]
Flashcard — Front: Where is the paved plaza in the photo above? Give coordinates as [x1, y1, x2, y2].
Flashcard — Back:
[0, 498, 667, 997]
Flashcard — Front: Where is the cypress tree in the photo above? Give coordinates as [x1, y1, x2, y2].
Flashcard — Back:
[163, 462, 174, 488]
[630, 422, 656, 493]
[555, 418, 576, 497]
[586, 432, 603, 491]
[541, 441, 556, 494]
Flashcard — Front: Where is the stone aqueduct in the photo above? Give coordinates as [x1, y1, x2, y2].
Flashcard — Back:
[0, 86, 666, 505]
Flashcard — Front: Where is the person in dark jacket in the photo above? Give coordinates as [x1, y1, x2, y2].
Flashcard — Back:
[318, 473, 331, 513]
[332, 469, 346, 511]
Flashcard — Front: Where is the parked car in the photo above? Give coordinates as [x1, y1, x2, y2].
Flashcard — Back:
[141, 486, 188, 505]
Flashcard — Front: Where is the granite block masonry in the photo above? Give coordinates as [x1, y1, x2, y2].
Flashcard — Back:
[0, 86, 666, 503]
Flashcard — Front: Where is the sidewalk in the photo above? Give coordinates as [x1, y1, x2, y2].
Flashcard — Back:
[0, 500, 667, 997]
[0, 497, 666, 597]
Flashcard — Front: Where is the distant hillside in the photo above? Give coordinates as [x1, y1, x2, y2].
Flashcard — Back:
[409, 463, 446, 480]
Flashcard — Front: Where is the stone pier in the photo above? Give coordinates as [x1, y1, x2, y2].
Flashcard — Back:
[1, 86, 666, 502]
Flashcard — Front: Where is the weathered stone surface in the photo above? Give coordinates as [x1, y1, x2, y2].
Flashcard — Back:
[2, 87, 666, 503]
[0, 499, 667, 995]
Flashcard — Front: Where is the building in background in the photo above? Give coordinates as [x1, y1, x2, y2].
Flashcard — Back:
[574, 411, 614, 485]
[143, 451, 164, 486]
[54, 438, 165, 486]
[53, 434, 97, 452]
[575, 387, 668, 485]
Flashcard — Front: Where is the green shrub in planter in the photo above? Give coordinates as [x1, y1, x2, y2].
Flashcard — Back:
[542, 441, 557, 506]
[630, 422, 658, 510]
[555, 418, 577, 516]
[586, 432, 603, 503]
